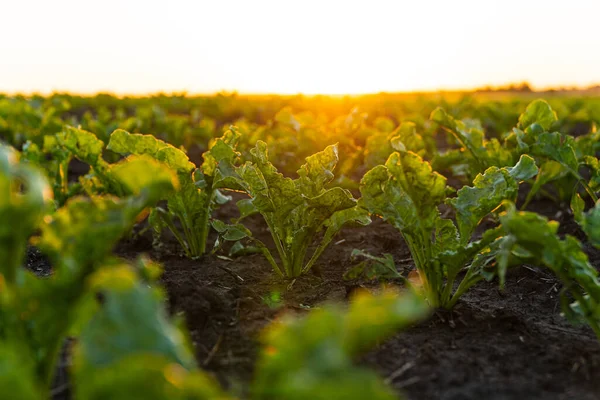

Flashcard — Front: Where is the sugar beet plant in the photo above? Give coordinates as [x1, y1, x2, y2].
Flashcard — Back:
[433, 100, 600, 206]
[212, 141, 371, 277]
[360, 150, 538, 308]
[496, 202, 600, 339]
[19, 125, 241, 258]
[0, 144, 197, 398]
[106, 127, 240, 258]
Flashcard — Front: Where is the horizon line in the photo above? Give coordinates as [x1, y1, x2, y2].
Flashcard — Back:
[2, 82, 600, 99]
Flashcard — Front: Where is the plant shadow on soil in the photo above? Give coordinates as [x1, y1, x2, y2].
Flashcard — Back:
[30, 191, 600, 400]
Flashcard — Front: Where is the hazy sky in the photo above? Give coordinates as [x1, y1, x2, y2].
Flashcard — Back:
[2, 0, 599, 94]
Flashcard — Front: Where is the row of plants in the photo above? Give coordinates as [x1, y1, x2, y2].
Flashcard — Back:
[0, 143, 430, 399]
[1, 94, 599, 398]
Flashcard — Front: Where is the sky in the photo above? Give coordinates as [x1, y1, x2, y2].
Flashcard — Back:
[1, 0, 599, 95]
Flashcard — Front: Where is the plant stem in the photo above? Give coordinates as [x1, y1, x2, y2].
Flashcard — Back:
[263, 216, 290, 276]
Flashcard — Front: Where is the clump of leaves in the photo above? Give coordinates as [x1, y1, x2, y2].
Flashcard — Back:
[0, 144, 186, 398]
[496, 202, 600, 339]
[107, 127, 240, 258]
[360, 150, 537, 308]
[252, 290, 429, 400]
[72, 261, 229, 400]
[364, 121, 426, 169]
[435, 99, 599, 206]
[213, 141, 370, 277]
[513, 100, 598, 206]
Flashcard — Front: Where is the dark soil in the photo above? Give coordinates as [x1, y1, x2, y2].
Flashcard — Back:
[38, 192, 600, 399]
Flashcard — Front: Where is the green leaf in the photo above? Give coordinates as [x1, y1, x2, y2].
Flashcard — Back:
[574, 200, 600, 248]
[345, 250, 401, 280]
[57, 126, 105, 167]
[517, 99, 558, 132]
[107, 129, 165, 155]
[532, 132, 579, 173]
[76, 264, 196, 370]
[236, 198, 260, 220]
[524, 160, 567, 206]
[297, 143, 339, 194]
[430, 108, 486, 165]
[304, 187, 357, 223]
[571, 193, 586, 221]
[110, 155, 179, 200]
[201, 127, 241, 177]
[107, 129, 194, 173]
[499, 202, 561, 265]
[506, 154, 538, 181]
[211, 220, 251, 241]
[361, 152, 446, 235]
[390, 122, 425, 155]
[0, 145, 52, 282]
[448, 166, 519, 243]
[37, 195, 151, 272]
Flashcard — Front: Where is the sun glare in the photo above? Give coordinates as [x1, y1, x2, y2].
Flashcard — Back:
[1, 0, 599, 95]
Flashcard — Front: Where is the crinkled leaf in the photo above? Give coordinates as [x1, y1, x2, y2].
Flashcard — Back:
[57, 126, 105, 167]
[201, 127, 241, 177]
[432, 218, 460, 256]
[107, 129, 165, 155]
[448, 167, 518, 243]
[362, 152, 446, 238]
[305, 187, 356, 224]
[107, 129, 194, 173]
[297, 143, 339, 195]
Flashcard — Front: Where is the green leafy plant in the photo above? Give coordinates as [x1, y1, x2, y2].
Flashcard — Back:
[430, 107, 514, 178]
[360, 150, 537, 308]
[496, 202, 600, 339]
[72, 261, 229, 400]
[507, 100, 598, 206]
[252, 290, 429, 400]
[106, 128, 240, 258]
[213, 141, 371, 277]
[0, 144, 179, 397]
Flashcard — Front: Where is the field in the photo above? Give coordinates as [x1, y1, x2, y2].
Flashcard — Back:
[2, 91, 600, 399]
